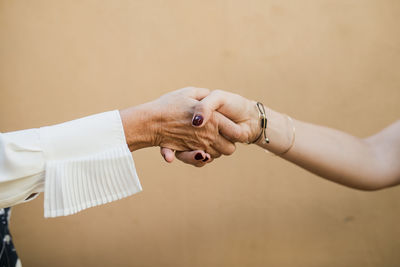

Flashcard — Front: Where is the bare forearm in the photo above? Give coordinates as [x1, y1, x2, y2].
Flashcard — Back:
[257, 110, 400, 190]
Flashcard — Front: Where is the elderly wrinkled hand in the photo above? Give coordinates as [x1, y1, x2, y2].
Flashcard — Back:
[121, 87, 242, 167]
[160, 89, 261, 167]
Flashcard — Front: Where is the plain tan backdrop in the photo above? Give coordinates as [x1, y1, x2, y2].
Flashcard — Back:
[1, 0, 400, 266]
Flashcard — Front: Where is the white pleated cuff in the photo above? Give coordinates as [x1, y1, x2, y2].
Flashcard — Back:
[44, 145, 141, 217]
[40, 110, 142, 218]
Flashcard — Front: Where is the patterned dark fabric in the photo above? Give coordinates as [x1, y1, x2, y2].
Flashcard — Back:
[0, 208, 19, 267]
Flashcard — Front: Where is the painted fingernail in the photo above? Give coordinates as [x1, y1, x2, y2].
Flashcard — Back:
[192, 115, 204, 126]
[195, 153, 204, 160]
[202, 156, 209, 162]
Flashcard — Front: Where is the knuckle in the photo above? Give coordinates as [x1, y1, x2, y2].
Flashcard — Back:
[213, 89, 223, 96]
[234, 130, 243, 142]
[181, 86, 195, 95]
[213, 153, 221, 159]
[236, 135, 247, 143]
[227, 145, 236, 155]
[183, 86, 194, 91]
[202, 88, 211, 95]
[208, 133, 217, 143]
[223, 150, 233, 156]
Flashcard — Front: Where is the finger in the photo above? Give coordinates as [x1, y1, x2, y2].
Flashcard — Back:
[183, 87, 211, 101]
[175, 150, 208, 167]
[197, 152, 213, 164]
[212, 135, 236, 156]
[199, 152, 213, 164]
[205, 155, 213, 163]
[202, 152, 212, 163]
[191, 90, 227, 127]
[160, 147, 175, 163]
[205, 146, 221, 159]
[214, 112, 242, 142]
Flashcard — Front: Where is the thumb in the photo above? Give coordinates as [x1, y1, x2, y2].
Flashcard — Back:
[192, 90, 226, 128]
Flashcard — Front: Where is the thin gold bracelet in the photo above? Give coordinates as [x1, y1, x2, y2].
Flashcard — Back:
[248, 102, 295, 155]
[248, 102, 269, 144]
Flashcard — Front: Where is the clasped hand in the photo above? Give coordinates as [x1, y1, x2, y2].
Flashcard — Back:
[157, 87, 260, 167]
[121, 87, 259, 167]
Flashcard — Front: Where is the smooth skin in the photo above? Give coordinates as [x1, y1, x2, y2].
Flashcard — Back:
[162, 89, 400, 191]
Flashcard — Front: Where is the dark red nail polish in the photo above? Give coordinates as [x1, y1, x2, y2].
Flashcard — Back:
[195, 153, 204, 160]
[192, 115, 204, 126]
[202, 156, 209, 162]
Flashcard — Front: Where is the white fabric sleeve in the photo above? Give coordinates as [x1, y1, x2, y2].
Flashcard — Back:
[0, 110, 142, 217]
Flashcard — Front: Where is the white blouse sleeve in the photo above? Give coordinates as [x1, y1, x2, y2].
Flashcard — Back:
[0, 110, 142, 218]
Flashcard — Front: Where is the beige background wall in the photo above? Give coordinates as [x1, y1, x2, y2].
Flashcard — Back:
[1, 0, 400, 266]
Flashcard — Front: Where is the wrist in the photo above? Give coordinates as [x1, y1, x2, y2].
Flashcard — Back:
[119, 102, 161, 151]
[255, 108, 293, 154]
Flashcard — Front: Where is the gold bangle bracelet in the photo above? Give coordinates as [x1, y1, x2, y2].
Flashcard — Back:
[248, 102, 270, 144]
[248, 102, 295, 156]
